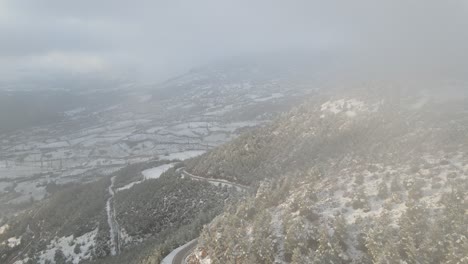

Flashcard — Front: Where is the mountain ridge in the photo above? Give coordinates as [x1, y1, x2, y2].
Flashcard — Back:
[184, 87, 468, 263]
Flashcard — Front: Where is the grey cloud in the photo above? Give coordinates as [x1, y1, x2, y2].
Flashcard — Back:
[1, 0, 467, 84]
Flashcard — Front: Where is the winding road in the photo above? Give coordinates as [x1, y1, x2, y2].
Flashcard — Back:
[163, 169, 250, 264]
[172, 240, 198, 264]
[106, 176, 121, 256]
[160, 239, 197, 264]
[181, 169, 250, 192]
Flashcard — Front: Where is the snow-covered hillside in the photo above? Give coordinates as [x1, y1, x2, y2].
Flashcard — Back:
[186, 89, 468, 264]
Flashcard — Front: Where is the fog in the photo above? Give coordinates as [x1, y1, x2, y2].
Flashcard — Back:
[2, 2, 468, 264]
[1, 0, 468, 84]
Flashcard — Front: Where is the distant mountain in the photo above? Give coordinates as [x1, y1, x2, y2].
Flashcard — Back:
[0, 57, 327, 264]
[0, 89, 123, 133]
[0, 55, 320, 195]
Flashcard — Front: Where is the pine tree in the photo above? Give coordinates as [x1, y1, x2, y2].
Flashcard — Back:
[377, 181, 389, 199]
[313, 226, 342, 263]
[333, 214, 349, 251]
[352, 187, 369, 211]
[390, 174, 401, 192]
[250, 211, 274, 264]
[54, 248, 67, 264]
[291, 248, 305, 264]
[399, 201, 428, 263]
[364, 211, 401, 263]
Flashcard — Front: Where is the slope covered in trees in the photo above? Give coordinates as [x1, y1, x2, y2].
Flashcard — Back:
[0, 160, 242, 264]
[186, 87, 468, 263]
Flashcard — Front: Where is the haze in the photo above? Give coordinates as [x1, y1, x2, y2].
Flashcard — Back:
[1, 0, 467, 86]
[2, 1, 468, 264]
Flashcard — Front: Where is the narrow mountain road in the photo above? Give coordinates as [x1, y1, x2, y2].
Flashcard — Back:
[171, 240, 198, 264]
[181, 169, 250, 192]
[106, 176, 121, 256]
[160, 239, 197, 264]
[163, 169, 250, 264]
[271, 209, 285, 263]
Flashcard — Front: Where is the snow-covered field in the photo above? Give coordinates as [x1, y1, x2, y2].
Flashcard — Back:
[253, 92, 284, 102]
[0, 166, 43, 180]
[13, 181, 46, 202]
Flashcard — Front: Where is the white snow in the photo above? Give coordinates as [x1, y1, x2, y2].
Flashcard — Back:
[0, 224, 8, 235]
[191, 249, 212, 264]
[7, 236, 21, 247]
[170, 128, 199, 137]
[38, 141, 70, 149]
[37, 229, 98, 264]
[411, 97, 429, 109]
[204, 133, 228, 143]
[64, 107, 86, 116]
[106, 176, 120, 256]
[14, 181, 47, 201]
[253, 93, 284, 102]
[271, 210, 286, 264]
[161, 239, 197, 264]
[141, 164, 175, 180]
[117, 162, 185, 192]
[13, 258, 29, 264]
[321, 99, 367, 116]
[160, 150, 205, 161]
[0, 164, 45, 180]
[204, 105, 234, 116]
[200, 255, 212, 264]
[116, 181, 143, 192]
[146, 126, 165, 133]
[224, 121, 259, 132]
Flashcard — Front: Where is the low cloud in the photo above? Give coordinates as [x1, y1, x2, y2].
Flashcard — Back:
[0, 0, 467, 85]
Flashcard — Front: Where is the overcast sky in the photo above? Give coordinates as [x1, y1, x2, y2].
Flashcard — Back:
[1, 0, 468, 85]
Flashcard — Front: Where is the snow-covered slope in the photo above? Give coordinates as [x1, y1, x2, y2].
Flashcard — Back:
[186, 88, 468, 263]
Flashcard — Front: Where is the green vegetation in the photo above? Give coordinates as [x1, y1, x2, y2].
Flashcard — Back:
[115, 169, 236, 238]
[0, 177, 109, 264]
[189, 93, 468, 263]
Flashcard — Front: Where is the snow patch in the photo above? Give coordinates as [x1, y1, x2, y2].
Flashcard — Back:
[7, 236, 21, 248]
[321, 99, 367, 116]
[116, 180, 143, 192]
[411, 96, 429, 109]
[271, 210, 286, 264]
[253, 93, 284, 102]
[13, 258, 29, 264]
[0, 224, 8, 235]
[38, 229, 98, 264]
[38, 141, 70, 149]
[190, 249, 212, 264]
[141, 163, 175, 180]
[160, 150, 205, 161]
[64, 107, 86, 116]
